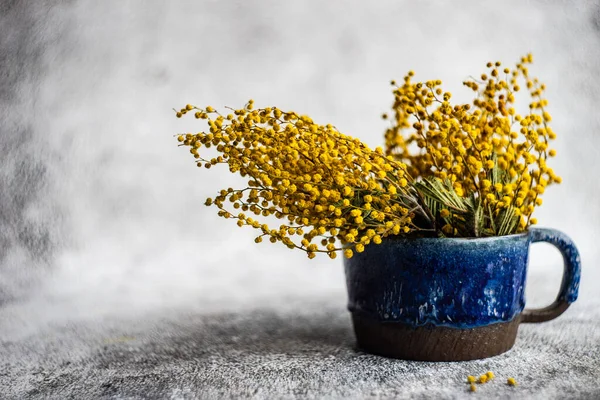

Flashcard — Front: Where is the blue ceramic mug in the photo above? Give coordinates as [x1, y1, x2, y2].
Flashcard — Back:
[344, 227, 581, 361]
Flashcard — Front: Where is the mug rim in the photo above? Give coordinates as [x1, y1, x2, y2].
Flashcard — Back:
[382, 230, 529, 243]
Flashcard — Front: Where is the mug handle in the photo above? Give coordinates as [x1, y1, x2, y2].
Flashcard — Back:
[521, 227, 582, 323]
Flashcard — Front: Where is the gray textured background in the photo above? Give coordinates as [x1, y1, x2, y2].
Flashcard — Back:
[1, 1, 600, 399]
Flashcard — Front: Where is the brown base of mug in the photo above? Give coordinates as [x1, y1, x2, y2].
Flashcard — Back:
[351, 313, 521, 361]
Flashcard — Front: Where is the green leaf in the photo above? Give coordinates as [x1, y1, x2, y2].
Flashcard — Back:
[496, 206, 519, 236]
[487, 203, 497, 235]
[414, 177, 469, 213]
[490, 151, 510, 186]
[469, 195, 484, 237]
[491, 152, 500, 185]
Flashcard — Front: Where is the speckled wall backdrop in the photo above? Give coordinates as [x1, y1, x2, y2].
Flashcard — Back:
[1, 1, 600, 398]
[0, 1, 66, 301]
[1, 0, 598, 312]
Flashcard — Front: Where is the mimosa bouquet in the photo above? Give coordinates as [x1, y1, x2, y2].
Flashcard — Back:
[174, 54, 559, 259]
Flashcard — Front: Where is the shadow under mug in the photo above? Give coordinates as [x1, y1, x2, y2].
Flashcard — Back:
[344, 227, 581, 361]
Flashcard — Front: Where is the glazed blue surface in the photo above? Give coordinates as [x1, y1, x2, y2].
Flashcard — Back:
[344, 227, 581, 328]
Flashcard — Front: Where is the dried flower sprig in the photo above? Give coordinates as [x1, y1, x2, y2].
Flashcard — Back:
[383, 54, 560, 236]
[174, 101, 423, 259]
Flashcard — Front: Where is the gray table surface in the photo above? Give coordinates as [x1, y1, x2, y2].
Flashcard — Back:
[1, 266, 599, 400]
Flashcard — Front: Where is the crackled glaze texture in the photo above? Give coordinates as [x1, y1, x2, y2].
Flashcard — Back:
[344, 227, 580, 328]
